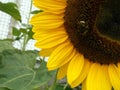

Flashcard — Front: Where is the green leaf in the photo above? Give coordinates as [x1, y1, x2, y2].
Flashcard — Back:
[55, 84, 73, 90]
[0, 40, 14, 52]
[0, 87, 11, 90]
[12, 27, 21, 36]
[31, 10, 43, 14]
[27, 27, 34, 40]
[0, 50, 55, 90]
[14, 37, 21, 40]
[55, 84, 64, 90]
[21, 24, 32, 28]
[20, 28, 27, 34]
[0, 2, 21, 21]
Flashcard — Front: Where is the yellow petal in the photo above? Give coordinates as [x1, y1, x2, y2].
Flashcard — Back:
[82, 79, 87, 90]
[31, 12, 63, 20]
[32, 26, 65, 33]
[33, 0, 66, 14]
[57, 63, 69, 80]
[117, 63, 120, 72]
[33, 29, 67, 39]
[47, 41, 75, 70]
[87, 63, 111, 90]
[69, 59, 91, 88]
[109, 64, 120, 90]
[34, 31, 68, 49]
[67, 53, 84, 88]
[30, 12, 64, 30]
[40, 47, 56, 57]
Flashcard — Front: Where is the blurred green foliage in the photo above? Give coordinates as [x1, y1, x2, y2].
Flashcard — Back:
[0, 2, 21, 22]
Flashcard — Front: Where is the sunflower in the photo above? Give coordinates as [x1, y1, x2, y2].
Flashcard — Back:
[30, 0, 120, 90]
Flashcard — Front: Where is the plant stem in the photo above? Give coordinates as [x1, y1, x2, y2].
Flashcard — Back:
[27, 0, 33, 25]
[22, 34, 28, 51]
[63, 83, 68, 90]
[49, 70, 58, 90]
[22, 0, 32, 51]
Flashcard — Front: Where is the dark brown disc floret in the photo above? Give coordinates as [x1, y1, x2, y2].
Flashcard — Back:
[64, 0, 120, 64]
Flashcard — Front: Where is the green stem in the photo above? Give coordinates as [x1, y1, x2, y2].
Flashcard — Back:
[21, 0, 32, 51]
[63, 83, 68, 90]
[49, 70, 58, 90]
[22, 34, 28, 51]
[27, 0, 33, 25]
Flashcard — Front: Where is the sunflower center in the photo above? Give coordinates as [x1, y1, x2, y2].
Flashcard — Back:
[64, 0, 120, 64]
